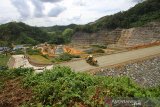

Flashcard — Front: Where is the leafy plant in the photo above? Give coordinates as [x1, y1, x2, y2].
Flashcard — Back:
[27, 48, 41, 55]
[52, 53, 80, 63]
[22, 66, 160, 106]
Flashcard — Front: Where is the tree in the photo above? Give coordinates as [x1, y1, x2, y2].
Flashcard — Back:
[62, 28, 74, 43]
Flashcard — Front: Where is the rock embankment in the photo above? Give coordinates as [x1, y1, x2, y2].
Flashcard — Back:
[71, 22, 160, 48]
[95, 55, 160, 87]
[71, 29, 122, 46]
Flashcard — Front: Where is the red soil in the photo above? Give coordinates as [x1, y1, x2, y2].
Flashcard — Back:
[0, 78, 33, 107]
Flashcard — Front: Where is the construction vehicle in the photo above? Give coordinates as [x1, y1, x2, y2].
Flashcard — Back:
[86, 55, 98, 66]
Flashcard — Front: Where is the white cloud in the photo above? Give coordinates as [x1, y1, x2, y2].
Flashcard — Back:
[48, 5, 66, 17]
[10, 0, 30, 18]
[32, 0, 45, 17]
[40, 0, 63, 3]
[0, 0, 139, 26]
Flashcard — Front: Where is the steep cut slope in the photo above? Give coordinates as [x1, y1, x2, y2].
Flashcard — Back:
[71, 0, 160, 47]
[72, 22, 160, 47]
[123, 22, 160, 46]
[72, 29, 122, 45]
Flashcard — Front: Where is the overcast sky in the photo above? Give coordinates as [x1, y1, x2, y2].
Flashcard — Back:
[0, 0, 139, 26]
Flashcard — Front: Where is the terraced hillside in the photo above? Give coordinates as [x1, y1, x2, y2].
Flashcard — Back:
[72, 29, 122, 45]
[71, 22, 160, 47]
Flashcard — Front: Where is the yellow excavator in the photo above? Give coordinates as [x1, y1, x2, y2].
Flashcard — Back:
[86, 55, 98, 66]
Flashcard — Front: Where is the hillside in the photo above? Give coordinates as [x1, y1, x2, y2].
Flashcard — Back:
[72, 0, 160, 47]
[72, 21, 160, 47]
[75, 0, 160, 33]
[0, 22, 50, 46]
[40, 24, 77, 33]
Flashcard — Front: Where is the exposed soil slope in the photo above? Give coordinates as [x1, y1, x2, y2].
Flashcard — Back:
[0, 78, 33, 107]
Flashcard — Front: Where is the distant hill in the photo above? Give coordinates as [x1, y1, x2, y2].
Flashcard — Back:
[1, 0, 160, 46]
[40, 24, 77, 33]
[75, 0, 160, 33]
[0, 22, 50, 46]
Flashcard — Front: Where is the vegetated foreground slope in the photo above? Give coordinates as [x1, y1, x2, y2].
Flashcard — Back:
[72, 0, 160, 46]
[0, 67, 160, 107]
[0, 22, 50, 45]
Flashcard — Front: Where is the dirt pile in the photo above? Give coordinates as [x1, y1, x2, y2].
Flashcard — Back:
[37, 44, 83, 56]
[64, 46, 83, 55]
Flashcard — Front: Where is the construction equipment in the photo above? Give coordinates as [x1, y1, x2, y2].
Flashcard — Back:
[86, 55, 98, 66]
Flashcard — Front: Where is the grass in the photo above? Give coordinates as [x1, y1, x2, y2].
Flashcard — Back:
[29, 55, 52, 65]
[0, 54, 11, 66]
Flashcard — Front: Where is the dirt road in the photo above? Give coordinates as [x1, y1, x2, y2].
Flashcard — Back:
[60, 45, 160, 72]
[9, 45, 160, 72]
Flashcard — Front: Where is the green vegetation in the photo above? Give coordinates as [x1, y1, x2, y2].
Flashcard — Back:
[62, 28, 74, 43]
[13, 49, 24, 55]
[0, 22, 50, 45]
[75, 0, 160, 33]
[29, 55, 52, 65]
[26, 48, 41, 55]
[41, 24, 77, 33]
[48, 28, 74, 45]
[0, 67, 160, 106]
[22, 66, 160, 106]
[91, 45, 107, 49]
[0, 54, 11, 66]
[52, 53, 80, 63]
[85, 48, 105, 54]
[0, 68, 33, 90]
[48, 35, 66, 45]
[0, 0, 160, 46]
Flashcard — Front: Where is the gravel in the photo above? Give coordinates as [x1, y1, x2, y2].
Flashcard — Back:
[96, 56, 160, 87]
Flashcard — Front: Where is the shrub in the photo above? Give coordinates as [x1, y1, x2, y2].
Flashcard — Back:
[1, 66, 160, 106]
[0, 66, 8, 71]
[41, 54, 49, 59]
[0, 81, 4, 90]
[52, 53, 80, 63]
[91, 45, 107, 49]
[22, 66, 160, 106]
[85, 48, 105, 54]
[0, 68, 34, 79]
[94, 48, 105, 53]
[13, 49, 24, 55]
[27, 48, 41, 55]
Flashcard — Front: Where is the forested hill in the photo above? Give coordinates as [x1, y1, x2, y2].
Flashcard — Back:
[0, 0, 160, 46]
[0, 22, 50, 46]
[40, 24, 77, 33]
[75, 0, 160, 33]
